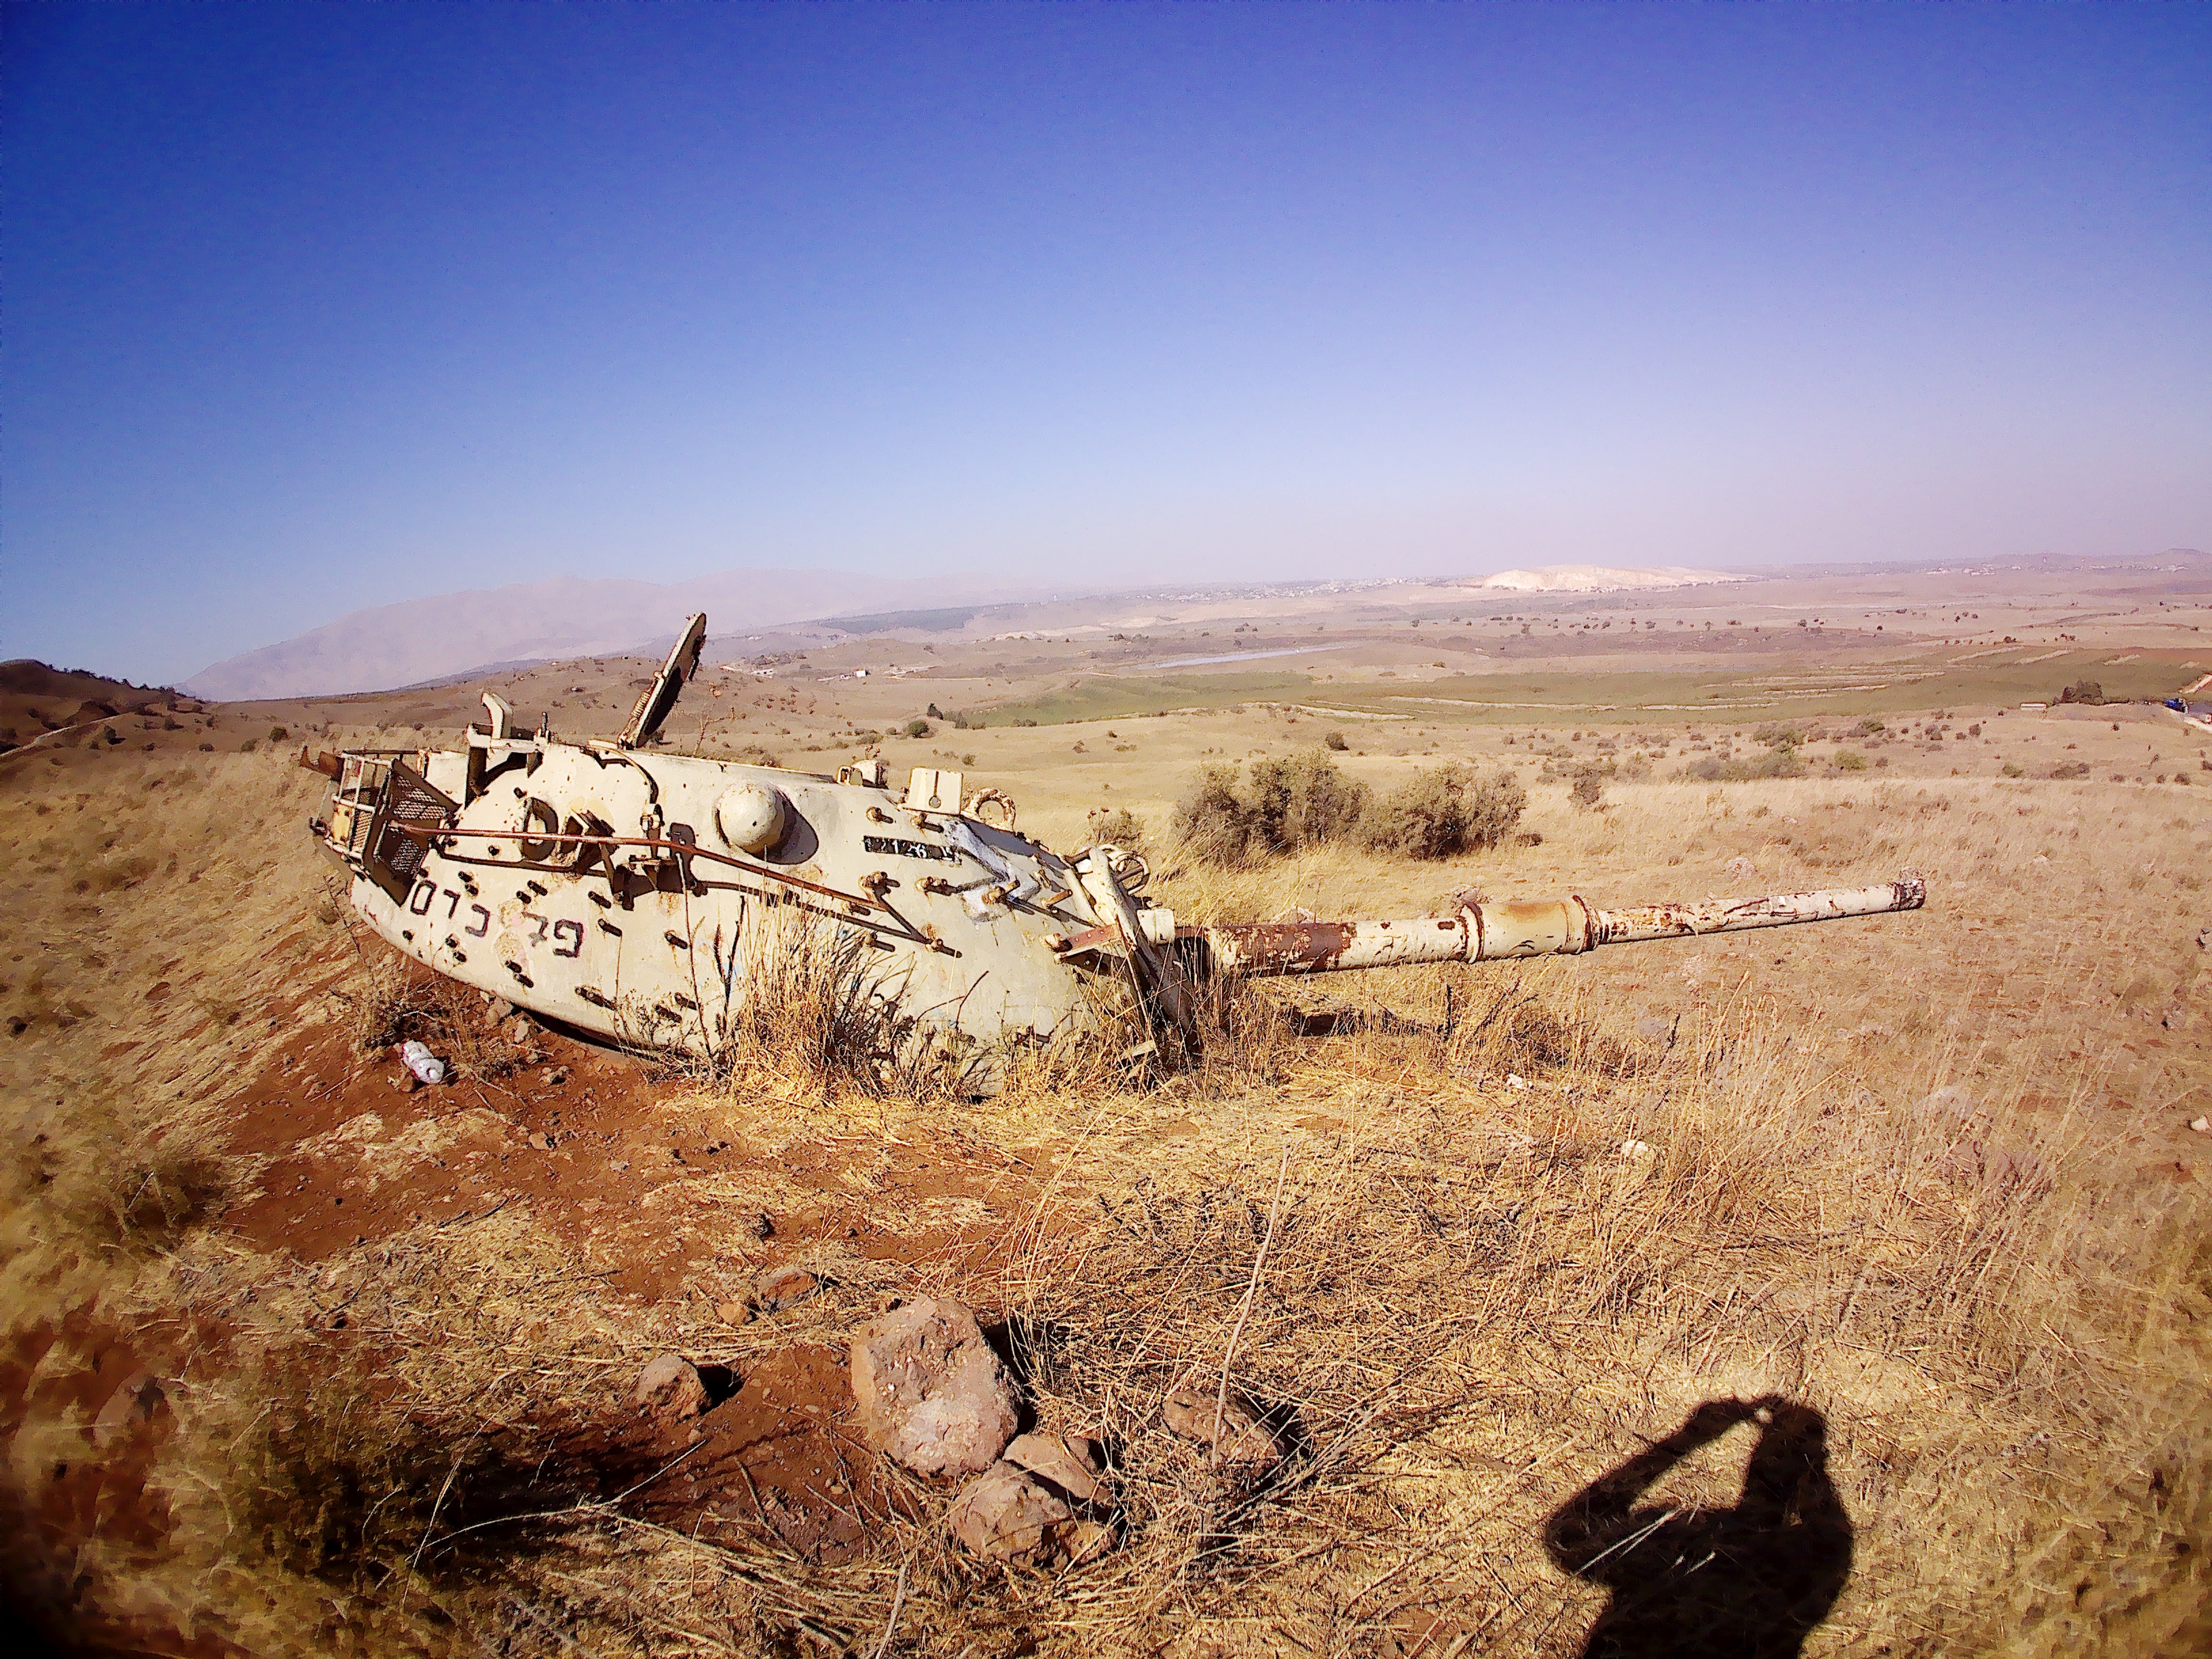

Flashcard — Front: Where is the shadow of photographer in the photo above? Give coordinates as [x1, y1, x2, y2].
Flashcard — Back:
[1543, 1396, 1852, 1659]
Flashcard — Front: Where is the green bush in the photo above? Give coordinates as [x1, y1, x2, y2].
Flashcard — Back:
[905, 719, 931, 738]
[1359, 763, 1527, 859]
[1570, 769, 1605, 810]
[2057, 680, 2104, 706]
[1833, 750, 1869, 772]
[1323, 730, 1349, 751]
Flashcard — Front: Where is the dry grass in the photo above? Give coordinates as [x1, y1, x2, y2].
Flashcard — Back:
[4, 752, 2209, 1655]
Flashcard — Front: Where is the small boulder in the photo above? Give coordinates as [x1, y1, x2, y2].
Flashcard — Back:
[945, 1462, 1074, 1565]
[91, 1370, 166, 1449]
[752, 1265, 822, 1311]
[486, 998, 516, 1024]
[715, 1299, 754, 1326]
[1003, 1431, 1106, 1504]
[1162, 1381, 1283, 1477]
[850, 1297, 1019, 1477]
[2190, 1116, 2210, 1134]
[1724, 856, 1757, 881]
[634, 1354, 709, 1421]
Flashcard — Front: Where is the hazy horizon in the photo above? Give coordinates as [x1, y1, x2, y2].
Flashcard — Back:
[5, 3, 2207, 685]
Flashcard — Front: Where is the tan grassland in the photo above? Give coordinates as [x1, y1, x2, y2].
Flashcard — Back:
[5, 563, 2211, 1656]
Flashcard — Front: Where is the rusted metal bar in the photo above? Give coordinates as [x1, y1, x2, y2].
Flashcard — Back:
[385, 821, 884, 913]
[1196, 878, 1924, 977]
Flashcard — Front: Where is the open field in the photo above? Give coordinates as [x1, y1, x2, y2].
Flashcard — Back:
[4, 556, 2210, 1655]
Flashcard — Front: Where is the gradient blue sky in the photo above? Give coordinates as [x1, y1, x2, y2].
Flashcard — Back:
[4, 2, 2207, 684]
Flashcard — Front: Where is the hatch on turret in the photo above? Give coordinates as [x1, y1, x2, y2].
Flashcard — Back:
[620, 613, 708, 749]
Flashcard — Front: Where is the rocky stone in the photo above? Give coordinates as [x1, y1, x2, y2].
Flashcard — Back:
[634, 1353, 709, 1421]
[505, 1014, 533, 1043]
[715, 1299, 754, 1326]
[1065, 1518, 1118, 1566]
[91, 1370, 166, 1449]
[850, 1296, 1019, 1477]
[1162, 1381, 1283, 1477]
[1633, 1015, 1672, 1043]
[486, 998, 515, 1024]
[944, 1462, 1074, 1565]
[752, 1265, 822, 1311]
[2191, 1116, 2210, 1134]
[526, 1130, 555, 1151]
[1003, 1431, 1106, 1503]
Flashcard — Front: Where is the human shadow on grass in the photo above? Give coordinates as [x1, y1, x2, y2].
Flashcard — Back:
[1543, 1397, 1852, 1659]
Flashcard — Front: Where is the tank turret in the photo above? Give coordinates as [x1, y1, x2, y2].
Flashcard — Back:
[305, 614, 1925, 1075]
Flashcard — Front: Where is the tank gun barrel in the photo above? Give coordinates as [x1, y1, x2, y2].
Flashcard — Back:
[1193, 878, 1924, 978]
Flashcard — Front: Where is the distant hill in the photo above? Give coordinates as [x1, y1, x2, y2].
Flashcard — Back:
[183, 569, 1054, 700]
[1458, 565, 1743, 594]
[1, 661, 179, 756]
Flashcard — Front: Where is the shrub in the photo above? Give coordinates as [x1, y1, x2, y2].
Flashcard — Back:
[1174, 764, 1258, 865]
[1173, 752, 1370, 865]
[1087, 806, 1146, 848]
[2057, 680, 2104, 706]
[1854, 717, 1886, 736]
[269, 725, 288, 741]
[904, 719, 931, 738]
[2001, 762, 2026, 778]
[1360, 764, 1527, 859]
[1013, 718, 1038, 728]
[1249, 751, 1368, 851]
[1323, 730, 1349, 751]
[1751, 724, 1804, 749]
[1679, 748, 1805, 782]
[1569, 769, 1605, 811]
[1833, 750, 1869, 772]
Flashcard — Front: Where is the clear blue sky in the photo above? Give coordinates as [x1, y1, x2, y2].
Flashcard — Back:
[4, 2, 2206, 684]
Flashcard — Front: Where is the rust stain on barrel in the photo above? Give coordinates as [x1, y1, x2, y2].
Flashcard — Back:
[1211, 920, 1356, 973]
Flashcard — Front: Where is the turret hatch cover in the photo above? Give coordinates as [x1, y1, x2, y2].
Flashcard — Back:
[619, 613, 707, 749]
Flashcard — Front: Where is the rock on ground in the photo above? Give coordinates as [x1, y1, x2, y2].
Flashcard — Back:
[1163, 1381, 1284, 1477]
[634, 1354, 709, 1421]
[849, 1297, 1019, 1477]
[92, 1371, 166, 1449]
[945, 1462, 1075, 1564]
[752, 1264, 822, 1311]
[1003, 1431, 1106, 1504]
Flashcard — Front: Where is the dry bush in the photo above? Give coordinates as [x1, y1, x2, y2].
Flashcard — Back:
[337, 955, 513, 1081]
[1174, 752, 1369, 866]
[1085, 805, 1148, 849]
[693, 901, 980, 1102]
[1360, 762, 1527, 858]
